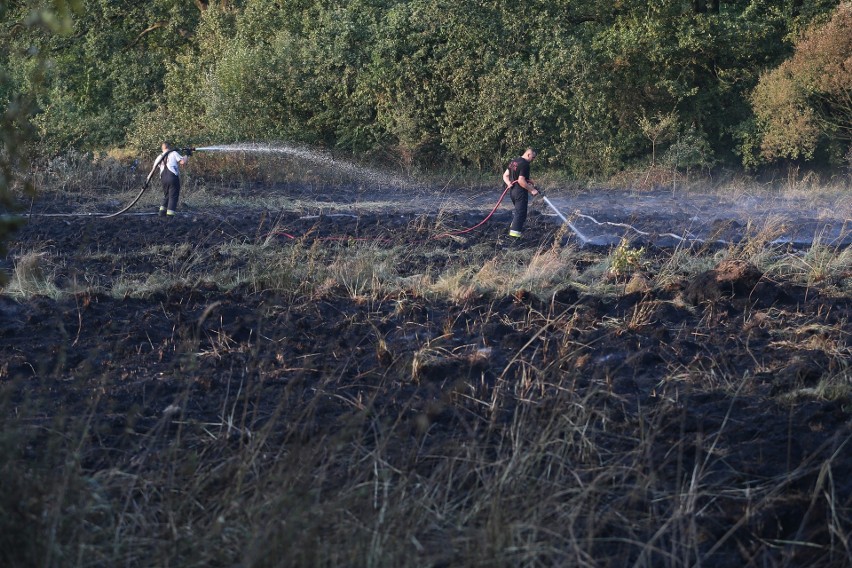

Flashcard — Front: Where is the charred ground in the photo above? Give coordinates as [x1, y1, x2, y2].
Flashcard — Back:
[1, 185, 851, 567]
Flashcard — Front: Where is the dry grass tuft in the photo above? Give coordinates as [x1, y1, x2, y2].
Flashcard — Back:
[6, 250, 61, 298]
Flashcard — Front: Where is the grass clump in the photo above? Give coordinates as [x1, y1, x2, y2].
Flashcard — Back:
[5, 250, 63, 299]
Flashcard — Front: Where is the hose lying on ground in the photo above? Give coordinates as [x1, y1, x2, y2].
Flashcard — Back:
[102, 147, 194, 219]
[430, 183, 515, 239]
[101, 153, 163, 219]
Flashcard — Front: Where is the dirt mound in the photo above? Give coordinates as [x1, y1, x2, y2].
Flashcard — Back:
[683, 259, 763, 304]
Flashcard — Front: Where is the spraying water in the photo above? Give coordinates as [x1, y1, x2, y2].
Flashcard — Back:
[542, 191, 852, 248]
[541, 195, 590, 245]
[195, 143, 412, 188]
[29, 139, 851, 250]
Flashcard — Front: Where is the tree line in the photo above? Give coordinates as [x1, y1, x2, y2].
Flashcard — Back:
[2, 0, 850, 177]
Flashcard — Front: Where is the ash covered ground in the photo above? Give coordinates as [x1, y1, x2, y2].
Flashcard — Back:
[1, 183, 851, 566]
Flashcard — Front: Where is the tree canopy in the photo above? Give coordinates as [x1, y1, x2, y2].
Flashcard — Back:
[2, 0, 850, 175]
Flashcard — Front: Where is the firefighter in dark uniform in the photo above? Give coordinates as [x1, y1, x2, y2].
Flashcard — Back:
[502, 148, 539, 239]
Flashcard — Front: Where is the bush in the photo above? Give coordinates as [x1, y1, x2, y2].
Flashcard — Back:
[752, 3, 852, 164]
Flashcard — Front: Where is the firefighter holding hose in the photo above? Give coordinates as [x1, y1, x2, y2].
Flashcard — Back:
[502, 147, 539, 240]
[156, 142, 192, 217]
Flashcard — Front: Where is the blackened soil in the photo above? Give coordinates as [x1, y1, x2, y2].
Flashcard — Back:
[2, 190, 851, 567]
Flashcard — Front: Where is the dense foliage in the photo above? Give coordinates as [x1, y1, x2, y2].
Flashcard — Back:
[752, 2, 852, 164]
[2, 0, 850, 174]
[0, 0, 81, 282]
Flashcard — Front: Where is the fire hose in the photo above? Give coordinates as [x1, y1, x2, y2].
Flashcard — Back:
[100, 145, 592, 244]
[430, 183, 515, 239]
[102, 147, 196, 218]
[431, 182, 589, 243]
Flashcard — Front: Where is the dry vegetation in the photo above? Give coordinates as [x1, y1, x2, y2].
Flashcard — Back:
[1, 156, 851, 567]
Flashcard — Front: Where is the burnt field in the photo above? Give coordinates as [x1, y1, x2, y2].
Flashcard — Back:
[2, 182, 852, 567]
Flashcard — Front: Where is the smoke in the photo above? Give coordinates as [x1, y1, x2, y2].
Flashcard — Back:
[193, 144, 852, 248]
[543, 192, 852, 248]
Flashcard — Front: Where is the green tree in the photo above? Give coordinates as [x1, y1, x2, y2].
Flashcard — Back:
[4, 0, 201, 154]
[140, 0, 386, 153]
[1, 0, 82, 283]
[591, 1, 798, 168]
[4, 0, 845, 179]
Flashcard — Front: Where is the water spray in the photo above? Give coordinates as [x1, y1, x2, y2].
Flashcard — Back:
[541, 195, 590, 245]
[102, 146, 202, 218]
[102, 142, 414, 218]
[193, 143, 410, 188]
[25, 140, 850, 250]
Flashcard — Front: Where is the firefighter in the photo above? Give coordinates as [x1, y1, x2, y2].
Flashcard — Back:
[502, 148, 539, 239]
[156, 142, 190, 217]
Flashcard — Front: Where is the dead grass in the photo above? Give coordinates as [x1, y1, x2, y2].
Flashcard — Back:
[3, 168, 852, 566]
[4, 347, 848, 567]
[8, 209, 852, 309]
[4, 249, 64, 298]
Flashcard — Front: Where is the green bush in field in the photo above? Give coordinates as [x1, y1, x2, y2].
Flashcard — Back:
[3, 0, 200, 155]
